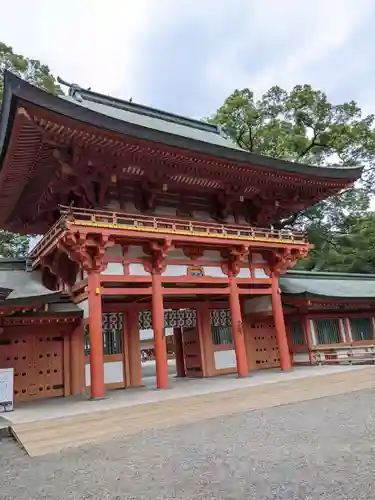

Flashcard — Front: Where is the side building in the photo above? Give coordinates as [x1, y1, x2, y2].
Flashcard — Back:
[0, 71, 364, 403]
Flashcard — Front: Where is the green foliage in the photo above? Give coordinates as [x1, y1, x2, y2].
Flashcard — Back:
[0, 42, 62, 102]
[0, 231, 30, 258]
[211, 85, 375, 272]
[0, 42, 62, 258]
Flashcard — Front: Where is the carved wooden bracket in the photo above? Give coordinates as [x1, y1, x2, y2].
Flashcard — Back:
[143, 238, 174, 274]
[221, 245, 249, 277]
[58, 231, 114, 272]
[265, 247, 309, 275]
[182, 246, 204, 260]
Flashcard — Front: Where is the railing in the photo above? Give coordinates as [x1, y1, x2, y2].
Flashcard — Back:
[29, 205, 308, 261]
[312, 345, 375, 366]
[61, 205, 307, 241]
[28, 215, 67, 259]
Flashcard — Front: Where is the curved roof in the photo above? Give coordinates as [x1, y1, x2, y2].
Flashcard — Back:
[0, 258, 80, 312]
[280, 270, 375, 300]
[0, 71, 363, 180]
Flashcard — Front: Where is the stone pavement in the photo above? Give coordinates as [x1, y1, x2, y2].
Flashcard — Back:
[2, 385, 375, 499]
[10, 366, 375, 456]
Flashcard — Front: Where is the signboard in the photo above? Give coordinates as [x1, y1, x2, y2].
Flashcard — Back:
[0, 368, 14, 412]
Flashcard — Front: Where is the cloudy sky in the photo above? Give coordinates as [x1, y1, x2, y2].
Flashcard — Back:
[2, 0, 375, 119]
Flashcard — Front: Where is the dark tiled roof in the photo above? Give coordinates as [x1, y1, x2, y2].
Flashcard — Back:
[280, 270, 375, 300]
[0, 258, 81, 313]
[0, 71, 363, 180]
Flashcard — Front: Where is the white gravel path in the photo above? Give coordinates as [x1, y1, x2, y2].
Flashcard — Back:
[1, 388, 375, 499]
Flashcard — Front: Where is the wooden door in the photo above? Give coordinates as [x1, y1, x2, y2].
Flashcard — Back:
[0, 326, 65, 402]
[183, 327, 203, 377]
[246, 321, 280, 370]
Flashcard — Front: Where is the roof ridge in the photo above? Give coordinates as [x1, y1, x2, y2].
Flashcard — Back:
[57, 77, 221, 136]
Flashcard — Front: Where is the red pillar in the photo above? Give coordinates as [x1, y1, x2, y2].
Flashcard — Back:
[87, 271, 105, 398]
[173, 327, 186, 377]
[152, 273, 169, 388]
[271, 274, 292, 371]
[229, 277, 248, 377]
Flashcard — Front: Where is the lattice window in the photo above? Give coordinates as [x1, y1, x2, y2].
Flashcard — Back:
[314, 318, 341, 345]
[210, 309, 232, 327]
[138, 309, 197, 329]
[211, 326, 233, 345]
[84, 313, 124, 356]
[102, 313, 123, 355]
[289, 320, 305, 346]
[349, 318, 373, 341]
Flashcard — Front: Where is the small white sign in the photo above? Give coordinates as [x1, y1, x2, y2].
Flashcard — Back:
[0, 368, 14, 412]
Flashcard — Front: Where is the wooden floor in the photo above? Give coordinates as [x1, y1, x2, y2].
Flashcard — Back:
[9, 367, 375, 457]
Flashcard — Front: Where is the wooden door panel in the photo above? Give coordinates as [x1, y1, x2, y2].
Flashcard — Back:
[34, 333, 64, 399]
[0, 326, 65, 402]
[247, 321, 280, 370]
[183, 327, 203, 377]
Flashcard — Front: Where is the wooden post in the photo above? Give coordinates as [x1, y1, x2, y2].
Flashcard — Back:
[302, 315, 313, 365]
[173, 327, 186, 377]
[228, 277, 248, 377]
[87, 271, 105, 398]
[126, 309, 142, 387]
[70, 321, 85, 395]
[152, 273, 168, 388]
[271, 274, 292, 371]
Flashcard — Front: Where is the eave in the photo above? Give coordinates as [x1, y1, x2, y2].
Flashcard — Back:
[0, 71, 363, 181]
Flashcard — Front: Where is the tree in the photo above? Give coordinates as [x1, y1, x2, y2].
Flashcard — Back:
[0, 42, 62, 258]
[210, 85, 375, 271]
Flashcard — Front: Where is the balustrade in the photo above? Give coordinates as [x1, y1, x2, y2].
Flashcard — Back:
[29, 205, 307, 262]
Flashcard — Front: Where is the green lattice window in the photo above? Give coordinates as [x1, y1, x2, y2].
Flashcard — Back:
[349, 318, 373, 342]
[314, 318, 341, 345]
[211, 326, 233, 345]
[289, 320, 305, 346]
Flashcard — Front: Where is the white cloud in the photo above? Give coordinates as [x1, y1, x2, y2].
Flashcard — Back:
[2, 0, 152, 98]
[205, 0, 375, 100]
[2, 0, 374, 116]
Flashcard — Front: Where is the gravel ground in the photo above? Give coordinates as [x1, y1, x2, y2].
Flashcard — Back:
[1, 389, 375, 500]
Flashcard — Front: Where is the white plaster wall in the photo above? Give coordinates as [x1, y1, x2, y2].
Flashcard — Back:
[105, 244, 123, 257]
[168, 249, 186, 259]
[193, 210, 215, 222]
[339, 319, 347, 343]
[214, 350, 237, 370]
[124, 202, 140, 213]
[309, 320, 317, 345]
[129, 263, 150, 275]
[203, 266, 227, 278]
[140, 328, 174, 341]
[102, 262, 124, 275]
[154, 205, 177, 216]
[76, 299, 89, 318]
[202, 250, 222, 262]
[85, 361, 124, 386]
[251, 253, 266, 264]
[237, 268, 251, 278]
[253, 268, 268, 279]
[243, 296, 272, 314]
[162, 265, 188, 276]
[127, 245, 147, 258]
[106, 199, 121, 210]
[293, 353, 310, 363]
